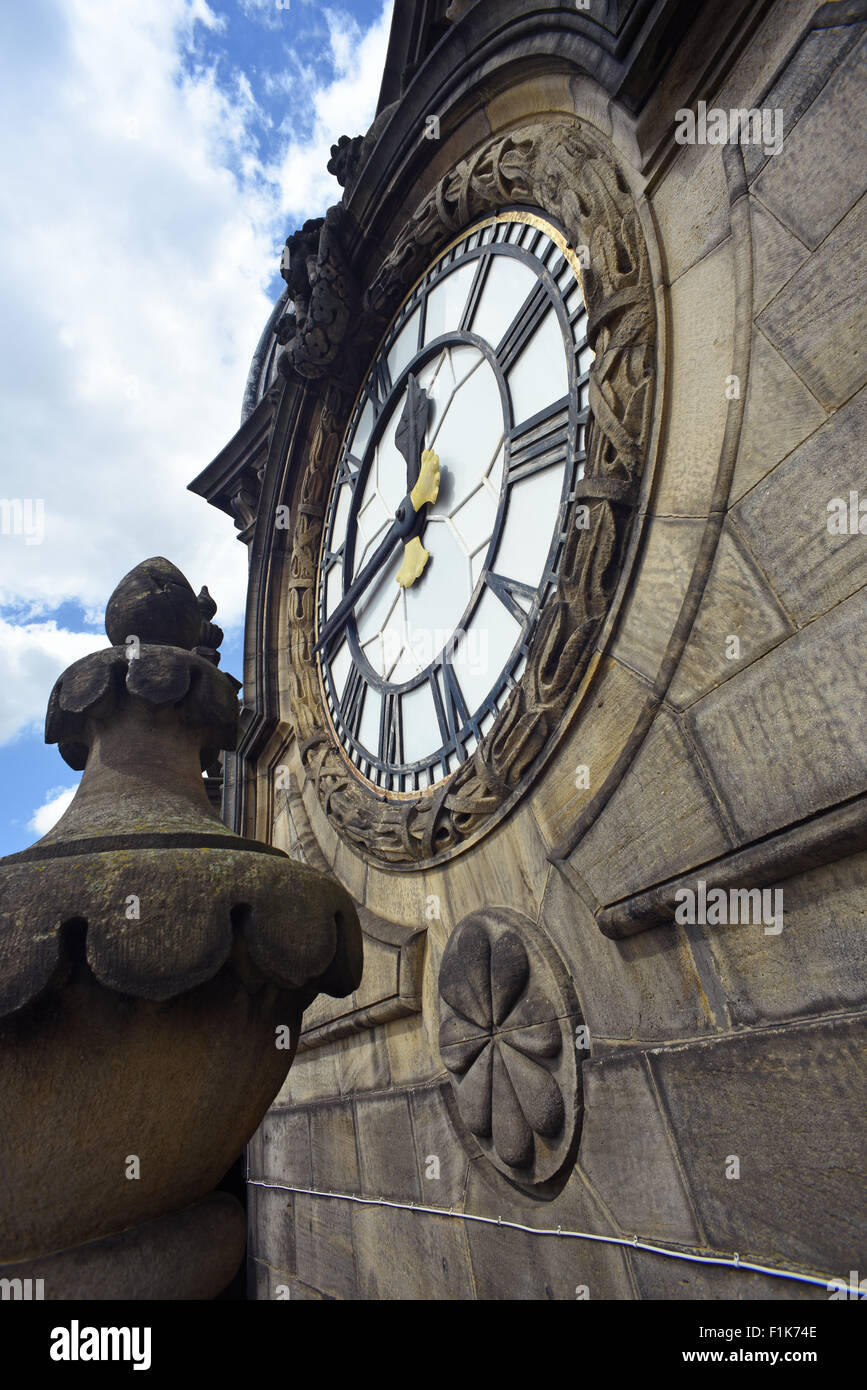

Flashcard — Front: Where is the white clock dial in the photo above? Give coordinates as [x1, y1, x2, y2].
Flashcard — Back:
[317, 211, 592, 794]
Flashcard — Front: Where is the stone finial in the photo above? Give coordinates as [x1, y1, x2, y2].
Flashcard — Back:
[0, 556, 362, 1297]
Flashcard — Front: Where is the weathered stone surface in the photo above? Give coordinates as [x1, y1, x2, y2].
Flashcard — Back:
[352, 1202, 475, 1299]
[247, 1108, 312, 1189]
[687, 589, 867, 842]
[248, 1260, 323, 1300]
[609, 519, 704, 683]
[649, 1016, 867, 1273]
[651, 239, 734, 517]
[409, 1084, 472, 1207]
[753, 34, 867, 250]
[628, 1251, 823, 1301]
[732, 384, 867, 623]
[338, 1028, 392, 1095]
[247, 1183, 295, 1277]
[572, 707, 732, 905]
[308, 1101, 360, 1193]
[730, 327, 826, 504]
[757, 192, 867, 409]
[355, 1093, 422, 1202]
[652, 143, 730, 286]
[294, 1193, 357, 1299]
[529, 656, 651, 849]
[694, 851, 867, 1028]
[749, 196, 809, 316]
[742, 18, 865, 187]
[540, 869, 717, 1047]
[579, 1053, 700, 1244]
[667, 524, 794, 710]
[443, 805, 551, 923]
[0, 1193, 245, 1301]
[363, 865, 429, 928]
[273, 1044, 340, 1107]
[463, 1161, 634, 1300]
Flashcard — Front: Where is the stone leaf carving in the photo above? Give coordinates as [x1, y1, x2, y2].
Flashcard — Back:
[286, 118, 655, 867]
[438, 909, 582, 1185]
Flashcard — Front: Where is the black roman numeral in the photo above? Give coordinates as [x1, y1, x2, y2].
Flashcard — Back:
[506, 400, 572, 483]
[496, 280, 553, 374]
[430, 660, 470, 750]
[460, 253, 492, 333]
[378, 690, 403, 768]
[368, 357, 392, 416]
[485, 572, 537, 626]
[321, 542, 343, 576]
[340, 666, 366, 742]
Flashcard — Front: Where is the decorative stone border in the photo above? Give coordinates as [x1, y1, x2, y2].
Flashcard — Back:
[286, 118, 656, 867]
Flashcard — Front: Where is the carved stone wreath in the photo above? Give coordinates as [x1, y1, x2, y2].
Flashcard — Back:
[438, 909, 582, 1186]
[286, 118, 655, 867]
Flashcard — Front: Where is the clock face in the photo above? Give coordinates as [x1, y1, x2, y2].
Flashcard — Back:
[316, 211, 593, 795]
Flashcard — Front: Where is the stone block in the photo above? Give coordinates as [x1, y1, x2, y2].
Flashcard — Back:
[247, 1107, 312, 1188]
[732, 384, 867, 623]
[730, 327, 825, 504]
[294, 1193, 357, 1299]
[757, 192, 867, 409]
[753, 33, 867, 250]
[609, 519, 704, 684]
[651, 239, 735, 517]
[352, 1203, 475, 1299]
[337, 1028, 392, 1095]
[274, 1043, 340, 1107]
[355, 1092, 422, 1201]
[687, 589, 867, 841]
[248, 1262, 330, 1300]
[579, 1053, 700, 1244]
[649, 1015, 867, 1273]
[695, 850, 867, 1028]
[539, 870, 717, 1047]
[463, 1161, 633, 1299]
[308, 1100, 360, 1193]
[247, 1183, 295, 1276]
[572, 707, 732, 905]
[529, 656, 651, 849]
[667, 524, 794, 710]
[443, 803, 551, 923]
[652, 143, 731, 286]
[749, 196, 809, 316]
[332, 838, 367, 903]
[628, 1251, 823, 1300]
[742, 18, 864, 187]
[409, 1084, 472, 1207]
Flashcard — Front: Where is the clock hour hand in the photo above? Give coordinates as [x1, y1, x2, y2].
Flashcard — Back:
[314, 494, 420, 655]
[395, 373, 429, 494]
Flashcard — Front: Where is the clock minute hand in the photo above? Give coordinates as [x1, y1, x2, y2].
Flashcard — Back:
[314, 495, 419, 656]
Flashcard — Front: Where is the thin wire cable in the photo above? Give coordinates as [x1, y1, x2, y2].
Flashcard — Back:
[248, 1179, 850, 1293]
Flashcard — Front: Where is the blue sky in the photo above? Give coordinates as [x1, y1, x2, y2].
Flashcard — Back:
[0, 0, 393, 854]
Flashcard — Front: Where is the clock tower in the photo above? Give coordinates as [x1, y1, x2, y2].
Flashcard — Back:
[191, 0, 867, 1300]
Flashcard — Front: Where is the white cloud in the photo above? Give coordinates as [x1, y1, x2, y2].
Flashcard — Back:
[268, 5, 395, 222]
[0, 617, 106, 743]
[29, 785, 78, 837]
[0, 0, 392, 639]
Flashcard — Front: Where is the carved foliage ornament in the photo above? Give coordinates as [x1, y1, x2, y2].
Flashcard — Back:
[438, 910, 582, 1185]
[286, 119, 655, 867]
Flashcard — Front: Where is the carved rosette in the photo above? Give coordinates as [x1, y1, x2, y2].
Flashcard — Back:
[286, 118, 656, 867]
[438, 910, 583, 1185]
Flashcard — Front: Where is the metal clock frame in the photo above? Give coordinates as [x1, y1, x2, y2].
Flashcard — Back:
[316, 210, 591, 796]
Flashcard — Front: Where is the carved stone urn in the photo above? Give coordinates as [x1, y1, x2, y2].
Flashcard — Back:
[0, 558, 362, 1299]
